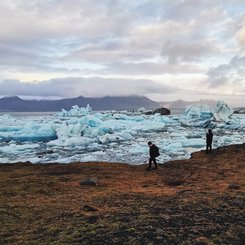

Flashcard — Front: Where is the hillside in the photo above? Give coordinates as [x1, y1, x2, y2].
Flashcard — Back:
[0, 144, 244, 244]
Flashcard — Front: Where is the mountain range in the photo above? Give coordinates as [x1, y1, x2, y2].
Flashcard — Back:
[0, 96, 161, 112]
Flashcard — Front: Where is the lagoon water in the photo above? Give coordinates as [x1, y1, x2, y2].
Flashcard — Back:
[0, 111, 57, 117]
[0, 106, 244, 164]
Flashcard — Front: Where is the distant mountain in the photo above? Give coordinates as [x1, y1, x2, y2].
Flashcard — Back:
[160, 99, 218, 109]
[0, 96, 161, 112]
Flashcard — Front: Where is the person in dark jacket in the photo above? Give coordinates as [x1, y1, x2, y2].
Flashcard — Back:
[147, 141, 159, 170]
[206, 129, 213, 153]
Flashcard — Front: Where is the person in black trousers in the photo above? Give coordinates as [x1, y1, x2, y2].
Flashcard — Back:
[206, 129, 213, 153]
[147, 141, 159, 170]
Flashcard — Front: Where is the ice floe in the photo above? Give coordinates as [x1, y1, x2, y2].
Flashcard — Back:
[0, 101, 244, 164]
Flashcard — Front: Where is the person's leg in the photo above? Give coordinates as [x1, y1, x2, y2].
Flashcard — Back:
[148, 157, 152, 169]
[153, 157, 158, 169]
[209, 143, 212, 153]
[206, 143, 208, 153]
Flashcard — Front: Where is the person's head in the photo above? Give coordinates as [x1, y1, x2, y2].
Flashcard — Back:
[208, 129, 212, 133]
[148, 141, 152, 146]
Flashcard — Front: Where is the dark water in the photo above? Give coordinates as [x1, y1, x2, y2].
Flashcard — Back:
[0, 112, 57, 117]
[0, 109, 184, 117]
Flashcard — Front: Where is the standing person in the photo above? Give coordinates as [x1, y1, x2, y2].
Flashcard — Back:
[147, 141, 159, 170]
[206, 129, 213, 153]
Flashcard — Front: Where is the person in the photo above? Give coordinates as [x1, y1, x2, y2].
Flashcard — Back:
[206, 129, 213, 153]
[147, 141, 159, 170]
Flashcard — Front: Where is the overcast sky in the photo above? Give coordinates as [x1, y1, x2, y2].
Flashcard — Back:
[0, 0, 244, 106]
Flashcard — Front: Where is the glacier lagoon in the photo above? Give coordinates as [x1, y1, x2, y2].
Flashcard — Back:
[0, 102, 244, 164]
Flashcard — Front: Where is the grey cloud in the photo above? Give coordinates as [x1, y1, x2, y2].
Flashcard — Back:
[0, 42, 51, 69]
[0, 0, 243, 76]
[161, 40, 218, 64]
[102, 62, 205, 75]
[0, 77, 176, 98]
[207, 56, 245, 87]
[236, 16, 245, 49]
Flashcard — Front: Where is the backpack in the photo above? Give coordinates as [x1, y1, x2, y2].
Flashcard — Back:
[155, 146, 160, 157]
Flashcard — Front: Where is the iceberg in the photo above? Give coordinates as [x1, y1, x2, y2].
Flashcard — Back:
[0, 143, 39, 154]
[0, 123, 57, 142]
[213, 101, 233, 122]
[57, 104, 92, 117]
[184, 104, 213, 120]
[181, 101, 235, 128]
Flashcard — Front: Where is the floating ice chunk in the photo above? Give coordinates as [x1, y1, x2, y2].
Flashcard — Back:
[217, 135, 244, 146]
[111, 114, 145, 122]
[78, 155, 98, 162]
[47, 138, 65, 146]
[162, 142, 183, 152]
[54, 156, 78, 164]
[99, 126, 113, 134]
[0, 157, 9, 163]
[78, 115, 102, 127]
[0, 124, 57, 142]
[48, 136, 95, 147]
[183, 101, 234, 126]
[57, 104, 93, 117]
[117, 132, 134, 140]
[98, 134, 124, 144]
[0, 126, 22, 132]
[71, 123, 83, 134]
[128, 145, 148, 155]
[184, 104, 212, 120]
[0, 143, 39, 154]
[82, 127, 99, 137]
[0, 114, 16, 122]
[181, 138, 205, 148]
[132, 122, 166, 133]
[64, 136, 95, 146]
[55, 122, 85, 138]
[213, 101, 233, 122]
[105, 121, 128, 131]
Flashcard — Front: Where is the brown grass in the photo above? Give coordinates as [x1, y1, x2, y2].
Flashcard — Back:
[0, 144, 244, 244]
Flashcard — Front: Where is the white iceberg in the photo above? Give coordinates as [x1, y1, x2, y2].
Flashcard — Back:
[213, 101, 233, 122]
[57, 104, 92, 117]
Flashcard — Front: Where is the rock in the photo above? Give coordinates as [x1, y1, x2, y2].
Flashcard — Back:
[165, 179, 184, 186]
[156, 229, 164, 235]
[233, 199, 244, 208]
[234, 108, 245, 114]
[145, 107, 171, 115]
[86, 215, 98, 224]
[80, 178, 98, 186]
[228, 183, 240, 190]
[82, 205, 98, 212]
[154, 107, 171, 115]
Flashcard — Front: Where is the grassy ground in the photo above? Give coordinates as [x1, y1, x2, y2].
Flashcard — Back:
[0, 144, 244, 245]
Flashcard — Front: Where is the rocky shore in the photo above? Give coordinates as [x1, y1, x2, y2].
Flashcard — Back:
[0, 144, 244, 244]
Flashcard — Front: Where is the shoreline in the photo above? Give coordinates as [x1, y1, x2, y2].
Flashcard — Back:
[1, 143, 244, 166]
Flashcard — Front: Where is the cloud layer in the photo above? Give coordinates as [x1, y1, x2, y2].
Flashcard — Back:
[0, 0, 244, 106]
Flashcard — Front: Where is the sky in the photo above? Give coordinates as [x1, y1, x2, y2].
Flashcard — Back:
[0, 0, 244, 107]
